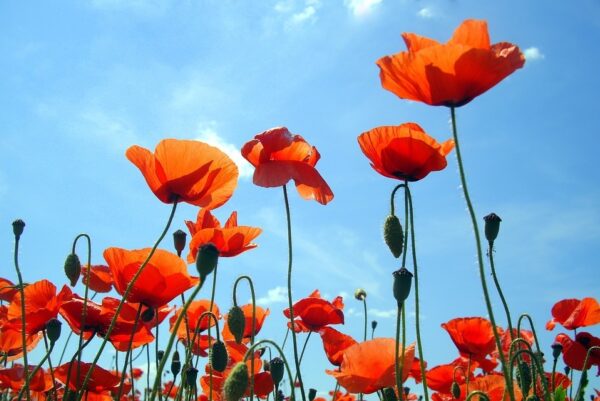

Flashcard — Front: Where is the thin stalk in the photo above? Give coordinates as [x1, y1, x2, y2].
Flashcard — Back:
[12, 230, 31, 401]
[395, 302, 405, 401]
[282, 184, 307, 401]
[449, 106, 514, 401]
[233, 275, 257, 401]
[465, 391, 490, 401]
[116, 303, 144, 401]
[72, 233, 92, 385]
[146, 344, 151, 401]
[77, 200, 179, 401]
[208, 266, 218, 401]
[244, 339, 297, 401]
[573, 346, 600, 401]
[509, 346, 551, 401]
[42, 331, 57, 399]
[16, 340, 55, 401]
[487, 241, 513, 336]
[362, 298, 368, 342]
[516, 314, 542, 354]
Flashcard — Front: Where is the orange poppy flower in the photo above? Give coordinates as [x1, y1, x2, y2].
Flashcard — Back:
[546, 297, 600, 331]
[6, 279, 72, 336]
[458, 375, 522, 401]
[185, 209, 262, 263]
[104, 247, 198, 308]
[358, 124, 454, 182]
[0, 306, 42, 360]
[555, 332, 600, 372]
[0, 278, 18, 302]
[425, 357, 474, 394]
[326, 339, 415, 394]
[441, 317, 498, 372]
[376, 19, 525, 107]
[169, 299, 220, 355]
[55, 361, 124, 393]
[126, 139, 238, 209]
[0, 364, 53, 392]
[318, 326, 357, 366]
[241, 127, 334, 205]
[284, 290, 344, 333]
[81, 265, 114, 293]
[222, 304, 270, 343]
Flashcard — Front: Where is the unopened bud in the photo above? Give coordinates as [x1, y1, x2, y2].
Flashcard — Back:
[223, 362, 248, 401]
[12, 219, 25, 240]
[308, 389, 317, 401]
[184, 366, 198, 387]
[173, 230, 187, 257]
[383, 388, 398, 401]
[392, 267, 413, 305]
[354, 288, 367, 301]
[483, 213, 502, 244]
[403, 387, 410, 396]
[269, 357, 284, 388]
[227, 306, 246, 344]
[171, 351, 181, 376]
[141, 307, 155, 323]
[564, 366, 570, 375]
[196, 243, 219, 281]
[64, 253, 81, 287]
[210, 340, 229, 372]
[157, 350, 165, 362]
[551, 343, 563, 360]
[46, 318, 62, 344]
[383, 215, 404, 258]
[451, 382, 461, 399]
[371, 320, 378, 330]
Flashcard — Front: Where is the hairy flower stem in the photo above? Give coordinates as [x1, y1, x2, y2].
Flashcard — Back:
[245, 340, 297, 401]
[72, 233, 92, 389]
[573, 346, 600, 401]
[116, 304, 144, 401]
[487, 241, 514, 336]
[42, 332, 58, 400]
[282, 184, 307, 401]
[16, 338, 54, 401]
[362, 298, 368, 342]
[233, 275, 257, 401]
[395, 302, 405, 401]
[450, 106, 515, 401]
[77, 200, 179, 401]
[12, 229, 31, 401]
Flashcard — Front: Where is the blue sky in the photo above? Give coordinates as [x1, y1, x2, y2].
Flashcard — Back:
[1, 0, 599, 397]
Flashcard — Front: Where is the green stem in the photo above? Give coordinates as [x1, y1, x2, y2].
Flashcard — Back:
[509, 346, 551, 401]
[449, 107, 514, 401]
[233, 275, 257, 401]
[487, 241, 513, 336]
[42, 331, 57, 400]
[516, 314, 543, 354]
[13, 231, 31, 401]
[362, 298, 368, 342]
[72, 233, 92, 391]
[573, 346, 600, 401]
[465, 391, 490, 401]
[395, 302, 404, 401]
[282, 184, 307, 401]
[116, 303, 144, 401]
[77, 200, 179, 401]
[16, 338, 54, 401]
[244, 340, 297, 401]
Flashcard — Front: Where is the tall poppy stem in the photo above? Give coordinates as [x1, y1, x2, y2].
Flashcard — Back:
[244, 340, 297, 401]
[232, 275, 257, 345]
[116, 303, 144, 401]
[71, 233, 92, 390]
[395, 302, 405, 401]
[282, 184, 307, 401]
[16, 336, 55, 401]
[487, 241, 514, 336]
[362, 297, 368, 342]
[77, 200, 179, 401]
[449, 106, 515, 401]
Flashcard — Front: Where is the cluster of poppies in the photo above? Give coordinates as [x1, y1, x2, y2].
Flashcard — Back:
[1, 17, 598, 401]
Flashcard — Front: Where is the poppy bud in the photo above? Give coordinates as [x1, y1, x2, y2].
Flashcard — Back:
[517, 361, 532, 396]
[46, 318, 62, 344]
[392, 267, 413, 305]
[551, 343, 563, 360]
[263, 359, 271, 372]
[383, 215, 404, 258]
[12, 219, 25, 240]
[210, 340, 229, 372]
[223, 362, 249, 401]
[383, 388, 398, 401]
[64, 253, 81, 287]
[354, 288, 367, 301]
[276, 390, 285, 401]
[269, 357, 285, 388]
[184, 366, 198, 387]
[308, 389, 317, 401]
[526, 396, 540, 401]
[173, 229, 187, 257]
[564, 366, 570, 375]
[403, 387, 410, 396]
[371, 320, 378, 330]
[227, 305, 246, 344]
[157, 350, 165, 362]
[483, 213, 502, 244]
[451, 382, 461, 399]
[141, 307, 155, 323]
[196, 243, 219, 281]
[171, 351, 181, 376]
[63, 390, 77, 401]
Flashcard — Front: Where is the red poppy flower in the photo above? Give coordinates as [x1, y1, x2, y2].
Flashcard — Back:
[546, 297, 600, 331]
[169, 299, 220, 355]
[81, 265, 114, 293]
[222, 304, 269, 343]
[318, 326, 357, 366]
[376, 19, 525, 107]
[0, 364, 53, 392]
[0, 278, 18, 302]
[185, 209, 262, 263]
[104, 247, 198, 308]
[441, 317, 498, 372]
[358, 123, 454, 181]
[458, 375, 522, 401]
[425, 357, 474, 394]
[0, 306, 42, 360]
[126, 139, 238, 209]
[283, 290, 344, 333]
[241, 127, 334, 205]
[555, 332, 600, 372]
[326, 339, 415, 394]
[6, 279, 72, 336]
[55, 361, 124, 393]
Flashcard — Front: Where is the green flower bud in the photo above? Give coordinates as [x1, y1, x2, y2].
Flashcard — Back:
[196, 243, 219, 281]
[383, 388, 398, 401]
[551, 343, 563, 360]
[210, 340, 229, 372]
[383, 215, 404, 258]
[392, 267, 413, 305]
[173, 229, 187, 257]
[354, 288, 367, 301]
[46, 318, 62, 344]
[403, 387, 410, 396]
[483, 213, 502, 244]
[517, 361, 532, 396]
[371, 320, 378, 330]
[223, 362, 248, 401]
[64, 253, 81, 287]
[308, 389, 317, 401]
[157, 350, 164, 362]
[171, 351, 181, 376]
[184, 366, 198, 387]
[227, 305, 246, 344]
[12, 219, 25, 240]
[269, 357, 284, 388]
[451, 382, 461, 399]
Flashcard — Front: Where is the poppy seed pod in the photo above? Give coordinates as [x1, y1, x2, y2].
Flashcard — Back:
[196, 243, 219, 281]
[64, 253, 82, 287]
[210, 340, 229, 372]
[184, 366, 198, 387]
[171, 351, 181, 376]
[45, 318, 62, 344]
[12, 219, 25, 240]
[308, 388, 317, 401]
[227, 305, 246, 344]
[383, 388, 398, 401]
[392, 267, 413, 305]
[269, 357, 285, 388]
[551, 343, 563, 360]
[483, 213, 502, 244]
[173, 229, 187, 257]
[451, 382, 461, 399]
[354, 288, 367, 301]
[383, 214, 404, 258]
[223, 362, 249, 401]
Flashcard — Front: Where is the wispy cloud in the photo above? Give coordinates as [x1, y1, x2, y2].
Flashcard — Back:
[195, 122, 253, 179]
[344, 0, 383, 17]
[256, 286, 288, 306]
[524, 47, 545, 61]
[88, 0, 170, 16]
[417, 7, 435, 19]
[274, 0, 321, 28]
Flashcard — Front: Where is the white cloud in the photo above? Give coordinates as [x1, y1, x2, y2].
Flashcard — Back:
[524, 47, 545, 61]
[417, 7, 434, 19]
[195, 122, 253, 179]
[89, 0, 169, 16]
[290, 5, 317, 25]
[369, 308, 396, 318]
[274, 0, 294, 13]
[344, 0, 383, 17]
[256, 286, 288, 306]
[275, 0, 321, 29]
